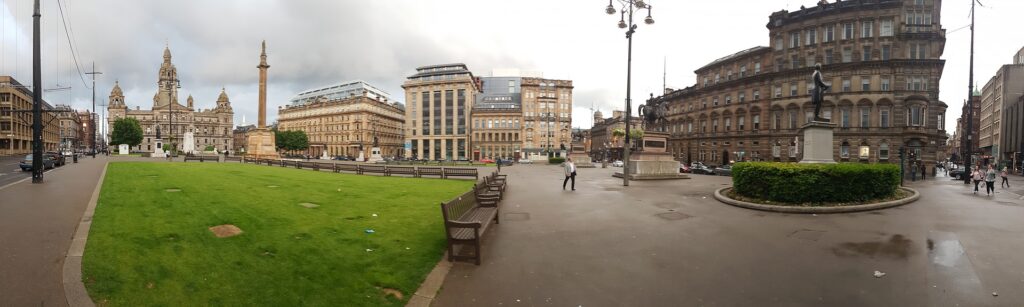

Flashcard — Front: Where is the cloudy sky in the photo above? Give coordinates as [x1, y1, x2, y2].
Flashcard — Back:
[1, 0, 1022, 134]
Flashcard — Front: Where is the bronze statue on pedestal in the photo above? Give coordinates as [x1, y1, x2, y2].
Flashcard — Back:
[811, 63, 831, 122]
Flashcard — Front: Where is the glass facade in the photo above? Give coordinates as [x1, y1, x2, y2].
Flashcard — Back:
[445, 90, 454, 135]
[421, 92, 430, 136]
[433, 91, 441, 135]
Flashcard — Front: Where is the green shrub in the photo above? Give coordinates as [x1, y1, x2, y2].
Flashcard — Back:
[548, 157, 566, 164]
[732, 162, 900, 204]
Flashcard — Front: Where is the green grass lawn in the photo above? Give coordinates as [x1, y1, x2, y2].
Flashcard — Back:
[83, 162, 473, 306]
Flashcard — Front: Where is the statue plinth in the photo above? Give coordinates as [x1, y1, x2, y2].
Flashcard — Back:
[799, 121, 836, 164]
[569, 143, 595, 168]
[245, 128, 279, 160]
[613, 130, 689, 180]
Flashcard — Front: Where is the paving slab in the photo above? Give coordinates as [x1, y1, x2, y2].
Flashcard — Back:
[432, 165, 1024, 306]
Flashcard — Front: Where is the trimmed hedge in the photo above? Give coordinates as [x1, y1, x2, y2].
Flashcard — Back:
[549, 157, 566, 164]
[732, 162, 900, 204]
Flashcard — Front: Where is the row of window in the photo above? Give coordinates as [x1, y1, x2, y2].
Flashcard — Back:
[672, 105, 943, 133]
[474, 118, 521, 129]
[777, 19, 896, 52]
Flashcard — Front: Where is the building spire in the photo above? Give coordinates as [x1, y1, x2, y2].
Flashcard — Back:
[163, 44, 172, 63]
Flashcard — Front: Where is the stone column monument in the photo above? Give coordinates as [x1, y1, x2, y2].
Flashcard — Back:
[800, 63, 836, 164]
[246, 41, 280, 159]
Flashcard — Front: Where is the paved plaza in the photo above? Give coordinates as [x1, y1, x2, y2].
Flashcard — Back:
[432, 165, 1024, 307]
[2, 159, 1023, 306]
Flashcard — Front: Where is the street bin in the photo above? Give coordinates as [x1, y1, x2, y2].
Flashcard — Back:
[72, 154, 78, 163]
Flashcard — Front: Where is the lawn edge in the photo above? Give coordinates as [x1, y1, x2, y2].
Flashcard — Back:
[63, 162, 106, 307]
[406, 252, 452, 307]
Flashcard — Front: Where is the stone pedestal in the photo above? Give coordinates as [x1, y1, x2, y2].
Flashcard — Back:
[357, 151, 365, 162]
[320, 150, 330, 160]
[153, 138, 166, 158]
[368, 147, 383, 162]
[118, 144, 129, 155]
[799, 121, 837, 164]
[613, 131, 689, 180]
[245, 128, 280, 159]
[182, 132, 196, 155]
[569, 143, 594, 168]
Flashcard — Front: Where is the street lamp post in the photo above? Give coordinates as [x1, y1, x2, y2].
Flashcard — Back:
[606, 0, 654, 187]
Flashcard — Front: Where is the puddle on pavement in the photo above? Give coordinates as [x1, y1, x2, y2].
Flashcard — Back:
[832, 234, 912, 259]
[925, 231, 986, 305]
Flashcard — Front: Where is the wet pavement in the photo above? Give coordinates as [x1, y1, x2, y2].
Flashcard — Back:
[433, 165, 1024, 306]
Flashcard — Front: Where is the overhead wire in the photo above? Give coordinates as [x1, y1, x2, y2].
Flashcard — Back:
[55, 0, 90, 89]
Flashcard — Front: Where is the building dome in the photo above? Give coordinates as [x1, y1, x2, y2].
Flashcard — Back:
[217, 88, 230, 103]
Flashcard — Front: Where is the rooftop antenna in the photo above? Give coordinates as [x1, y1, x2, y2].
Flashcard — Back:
[662, 56, 667, 94]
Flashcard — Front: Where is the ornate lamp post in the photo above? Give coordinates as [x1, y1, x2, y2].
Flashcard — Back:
[605, 0, 654, 186]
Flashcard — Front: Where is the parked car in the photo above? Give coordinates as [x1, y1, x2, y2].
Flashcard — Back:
[611, 160, 624, 167]
[518, 159, 533, 164]
[479, 158, 495, 164]
[19, 154, 55, 171]
[679, 164, 692, 173]
[333, 156, 351, 161]
[691, 165, 714, 175]
[948, 167, 966, 180]
[714, 165, 733, 176]
[45, 151, 65, 166]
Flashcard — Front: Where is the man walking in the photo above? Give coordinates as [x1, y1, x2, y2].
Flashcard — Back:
[563, 157, 577, 191]
[985, 164, 998, 195]
[1001, 166, 1010, 188]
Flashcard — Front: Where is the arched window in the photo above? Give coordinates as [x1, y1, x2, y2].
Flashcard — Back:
[859, 142, 870, 160]
[840, 141, 851, 158]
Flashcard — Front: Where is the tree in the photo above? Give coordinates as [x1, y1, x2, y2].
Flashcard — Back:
[275, 130, 309, 152]
[110, 117, 143, 148]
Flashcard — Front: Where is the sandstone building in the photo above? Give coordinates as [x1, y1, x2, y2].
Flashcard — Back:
[651, 0, 947, 172]
[106, 47, 234, 153]
[0, 76, 60, 155]
[277, 81, 405, 158]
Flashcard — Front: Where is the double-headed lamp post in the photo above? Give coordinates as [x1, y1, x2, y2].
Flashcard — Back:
[606, 0, 653, 186]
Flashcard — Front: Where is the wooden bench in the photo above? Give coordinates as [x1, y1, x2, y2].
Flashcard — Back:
[298, 161, 320, 170]
[491, 170, 508, 186]
[443, 167, 478, 180]
[441, 189, 499, 265]
[482, 175, 506, 199]
[419, 167, 443, 178]
[361, 165, 388, 176]
[183, 155, 206, 162]
[389, 166, 417, 177]
[473, 181, 501, 207]
[317, 162, 334, 171]
[224, 156, 242, 162]
[336, 163, 360, 173]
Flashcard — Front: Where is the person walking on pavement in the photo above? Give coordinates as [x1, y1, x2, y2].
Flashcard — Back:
[562, 157, 577, 191]
[1001, 166, 1010, 188]
[985, 165, 998, 195]
[972, 167, 984, 194]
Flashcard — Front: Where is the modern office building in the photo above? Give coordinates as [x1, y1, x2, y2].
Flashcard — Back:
[651, 0, 947, 171]
[277, 87, 405, 159]
[402, 63, 480, 160]
[0, 76, 60, 155]
[471, 76, 523, 160]
[979, 46, 1024, 164]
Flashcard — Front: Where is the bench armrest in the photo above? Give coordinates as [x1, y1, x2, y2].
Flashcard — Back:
[446, 220, 482, 229]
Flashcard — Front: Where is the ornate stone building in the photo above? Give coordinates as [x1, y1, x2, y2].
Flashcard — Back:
[520, 77, 573, 156]
[0, 76, 60, 155]
[589, 110, 641, 162]
[55, 104, 82, 152]
[654, 0, 947, 172]
[277, 86, 405, 159]
[107, 47, 234, 153]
